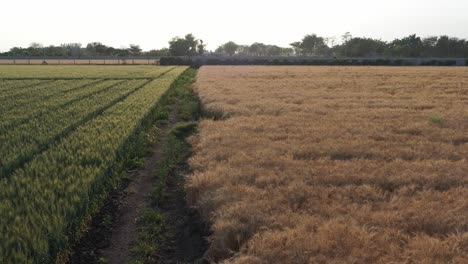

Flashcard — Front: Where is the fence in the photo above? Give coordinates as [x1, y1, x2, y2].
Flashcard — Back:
[160, 56, 468, 67]
[0, 57, 160, 65]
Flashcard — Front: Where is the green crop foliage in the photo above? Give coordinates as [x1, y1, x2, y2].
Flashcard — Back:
[0, 65, 174, 79]
[0, 66, 188, 263]
[0, 79, 120, 128]
[0, 79, 150, 178]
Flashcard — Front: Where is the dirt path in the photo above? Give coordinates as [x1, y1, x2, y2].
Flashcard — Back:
[99, 104, 180, 264]
[99, 139, 166, 263]
[69, 119, 171, 264]
[155, 161, 210, 264]
[70, 133, 166, 263]
[70, 70, 208, 264]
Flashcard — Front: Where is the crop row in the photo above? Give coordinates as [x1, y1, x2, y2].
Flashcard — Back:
[0, 79, 63, 99]
[0, 65, 176, 79]
[0, 80, 104, 121]
[1, 79, 103, 110]
[0, 79, 95, 107]
[0, 79, 50, 92]
[1, 68, 176, 130]
[0, 66, 187, 263]
[0, 80, 122, 129]
[0, 79, 149, 178]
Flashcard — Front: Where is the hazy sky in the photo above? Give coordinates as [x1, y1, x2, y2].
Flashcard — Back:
[1, 0, 467, 52]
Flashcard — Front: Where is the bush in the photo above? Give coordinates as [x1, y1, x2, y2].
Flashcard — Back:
[376, 59, 391, 65]
[170, 122, 197, 139]
[160, 56, 191, 66]
[159, 57, 468, 67]
[441, 60, 456, 66]
[429, 115, 444, 126]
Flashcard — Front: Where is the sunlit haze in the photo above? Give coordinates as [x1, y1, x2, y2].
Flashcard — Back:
[1, 0, 467, 52]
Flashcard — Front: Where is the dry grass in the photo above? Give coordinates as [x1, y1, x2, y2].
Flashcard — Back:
[187, 66, 468, 263]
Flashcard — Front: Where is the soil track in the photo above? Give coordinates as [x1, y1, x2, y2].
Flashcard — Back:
[100, 134, 167, 263]
[154, 147, 210, 264]
[70, 71, 208, 264]
[70, 119, 168, 263]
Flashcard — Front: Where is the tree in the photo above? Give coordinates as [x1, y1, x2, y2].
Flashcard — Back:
[105, 47, 116, 56]
[3, 33, 468, 59]
[236, 45, 251, 56]
[61, 43, 82, 57]
[44, 45, 66, 56]
[280, 47, 295, 56]
[197, 40, 206, 55]
[249, 42, 267, 56]
[342, 32, 352, 44]
[147, 48, 170, 56]
[86, 42, 108, 56]
[290, 42, 301, 55]
[29, 42, 43, 49]
[265, 45, 282, 56]
[298, 34, 328, 56]
[338, 37, 387, 57]
[388, 34, 423, 57]
[342, 32, 352, 57]
[220, 41, 239, 56]
[432, 36, 467, 57]
[28, 42, 44, 56]
[128, 44, 142, 55]
[421, 36, 438, 57]
[168, 34, 199, 56]
[7, 47, 23, 56]
[115, 48, 130, 57]
[325, 36, 338, 47]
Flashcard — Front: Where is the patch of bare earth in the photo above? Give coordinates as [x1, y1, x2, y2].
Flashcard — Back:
[101, 140, 166, 263]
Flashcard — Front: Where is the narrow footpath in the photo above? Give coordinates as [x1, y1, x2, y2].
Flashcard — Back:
[70, 70, 209, 264]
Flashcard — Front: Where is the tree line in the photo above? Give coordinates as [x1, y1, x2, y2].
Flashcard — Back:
[217, 33, 468, 58]
[0, 42, 169, 57]
[2, 33, 468, 58]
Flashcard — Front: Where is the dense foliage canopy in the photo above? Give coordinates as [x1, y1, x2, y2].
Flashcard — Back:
[2, 33, 468, 58]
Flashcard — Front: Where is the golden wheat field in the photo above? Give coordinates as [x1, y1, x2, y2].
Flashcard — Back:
[187, 66, 468, 263]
